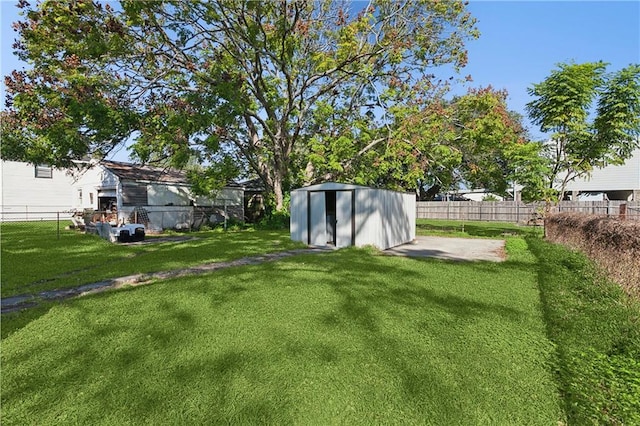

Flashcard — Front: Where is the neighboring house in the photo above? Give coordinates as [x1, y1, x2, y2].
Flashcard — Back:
[453, 189, 504, 202]
[564, 148, 640, 201]
[73, 160, 244, 231]
[0, 159, 244, 228]
[1, 160, 76, 221]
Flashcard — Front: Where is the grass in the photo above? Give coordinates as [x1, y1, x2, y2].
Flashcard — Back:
[1, 241, 564, 425]
[527, 236, 640, 425]
[0, 221, 305, 298]
[418, 220, 640, 423]
[417, 218, 543, 238]
[2, 219, 638, 424]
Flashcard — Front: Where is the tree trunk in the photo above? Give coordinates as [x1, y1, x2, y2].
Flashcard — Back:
[272, 130, 290, 212]
[273, 182, 284, 212]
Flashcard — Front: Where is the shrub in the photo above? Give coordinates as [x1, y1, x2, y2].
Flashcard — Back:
[209, 217, 247, 232]
[257, 211, 290, 230]
[545, 213, 640, 298]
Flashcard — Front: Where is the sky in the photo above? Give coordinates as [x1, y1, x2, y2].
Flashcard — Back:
[456, 0, 640, 140]
[1, 0, 639, 160]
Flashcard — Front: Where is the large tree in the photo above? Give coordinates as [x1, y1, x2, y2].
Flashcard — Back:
[2, 0, 479, 210]
[525, 62, 640, 202]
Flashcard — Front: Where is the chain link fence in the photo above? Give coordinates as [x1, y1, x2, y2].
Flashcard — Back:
[1, 204, 244, 239]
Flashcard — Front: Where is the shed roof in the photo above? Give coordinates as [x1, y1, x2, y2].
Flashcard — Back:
[291, 182, 370, 192]
[291, 182, 411, 194]
[102, 161, 185, 184]
[101, 161, 243, 188]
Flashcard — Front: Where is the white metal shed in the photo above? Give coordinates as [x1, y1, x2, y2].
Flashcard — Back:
[290, 182, 416, 250]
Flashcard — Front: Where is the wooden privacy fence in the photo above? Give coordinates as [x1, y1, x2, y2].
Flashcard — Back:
[416, 201, 640, 223]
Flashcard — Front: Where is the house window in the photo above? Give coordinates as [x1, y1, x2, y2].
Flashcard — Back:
[122, 183, 148, 206]
[89, 193, 94, 206]
[78, 189, 83, 204]
[35, 165, 53, 179]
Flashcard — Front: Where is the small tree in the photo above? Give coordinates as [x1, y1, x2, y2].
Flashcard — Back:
[525, 62, 640, 203]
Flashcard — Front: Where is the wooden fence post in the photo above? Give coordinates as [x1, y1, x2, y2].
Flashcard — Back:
[619, 203, 627, 220]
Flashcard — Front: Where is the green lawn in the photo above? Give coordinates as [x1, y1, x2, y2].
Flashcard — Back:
[1, 241, 564, 425]
[0, 221, 304, 298]
[2, 219, 638, 424]
[416, 218, 543, 238]
[527, 236, 640, 424]
[0, 219, 535, 299]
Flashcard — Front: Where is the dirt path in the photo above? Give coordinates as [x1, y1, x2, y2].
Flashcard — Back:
[1, 247, 333, 314]
[2, 236, 506, 314]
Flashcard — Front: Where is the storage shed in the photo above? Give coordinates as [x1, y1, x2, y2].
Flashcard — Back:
[290, 182, 416, 250]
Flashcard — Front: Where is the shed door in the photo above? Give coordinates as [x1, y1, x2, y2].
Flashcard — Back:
[335, 191, 353, 248]
[309, 192, 326, 246]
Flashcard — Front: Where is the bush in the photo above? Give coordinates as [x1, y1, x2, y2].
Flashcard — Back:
[545, 213, 640, 298]
[257, 211, 290, 230]
[209, 218, 248, 232]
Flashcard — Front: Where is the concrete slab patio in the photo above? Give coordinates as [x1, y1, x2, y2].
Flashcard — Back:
[384, 236, 506, 262]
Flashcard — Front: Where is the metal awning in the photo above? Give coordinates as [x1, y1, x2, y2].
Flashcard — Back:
[97, 189, 117, 197]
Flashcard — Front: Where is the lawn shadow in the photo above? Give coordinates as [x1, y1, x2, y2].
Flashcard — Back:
[168, 349, 294, 424]
[2, 227, 301, 298]
[250, 250, 535, 411]
[2, 243, 557, 424]
[1, 303, 56, 340]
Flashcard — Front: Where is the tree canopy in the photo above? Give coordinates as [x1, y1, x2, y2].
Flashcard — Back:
[378, 86, 535, 199]
[525, 61, 640, 202]
[2, 0, 480, 210]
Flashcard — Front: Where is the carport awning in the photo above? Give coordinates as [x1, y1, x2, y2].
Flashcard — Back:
[97, 189, 117, 197]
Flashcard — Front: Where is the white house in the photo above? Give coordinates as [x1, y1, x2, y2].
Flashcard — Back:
[1, 160, 245, 229]
[290, 182, 416, 250]
[1, 160, 76, 221]
[455, 189, 504, 202]
[72, 160, 244, 231]
[564, 148, 640, 201]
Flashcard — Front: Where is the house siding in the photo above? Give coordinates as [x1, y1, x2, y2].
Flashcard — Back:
[1, 160, 246, 227]
[564, 148, 640, 200]
[147, 183, 190, 206]
[1, 161, 75, 219]
[71, 164, 114, 210]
